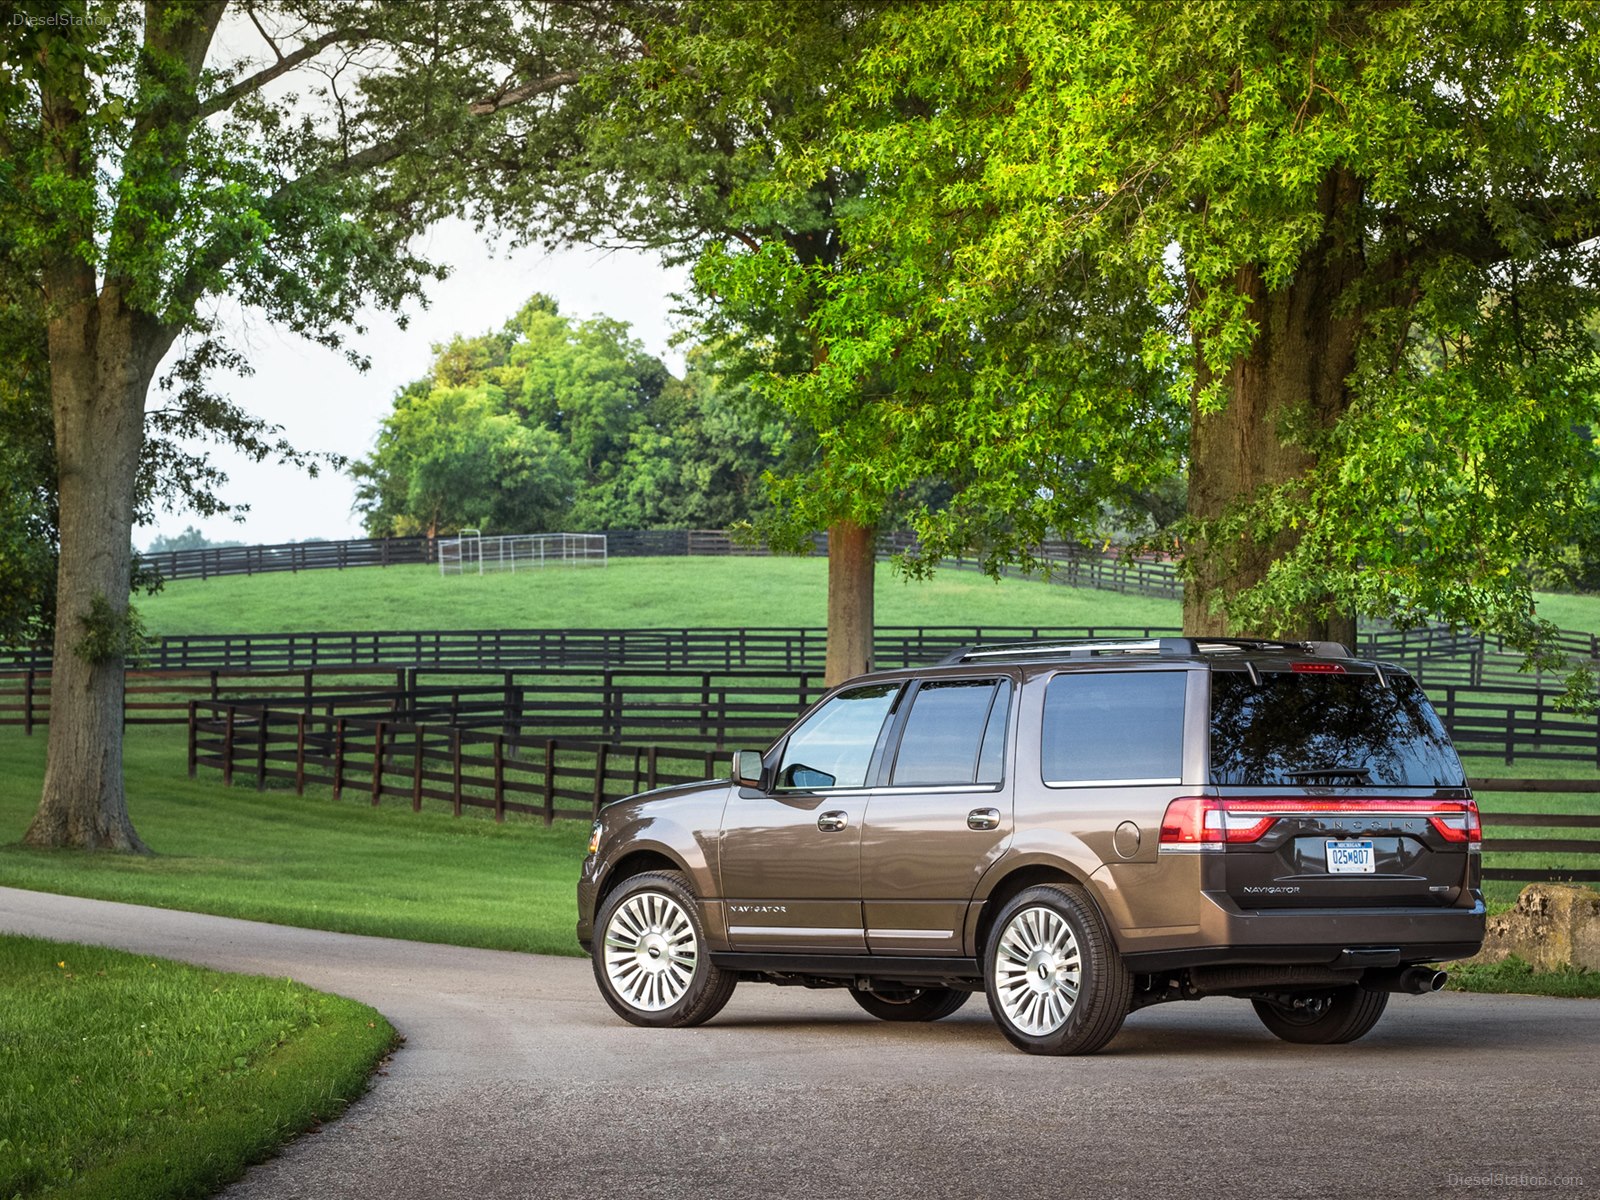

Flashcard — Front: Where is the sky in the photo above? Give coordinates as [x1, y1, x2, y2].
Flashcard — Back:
[135, 221, 689, 550]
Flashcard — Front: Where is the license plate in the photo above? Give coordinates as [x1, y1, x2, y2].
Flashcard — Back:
[1326, 839, 1375, 874]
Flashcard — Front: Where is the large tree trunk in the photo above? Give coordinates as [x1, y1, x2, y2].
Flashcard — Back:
[1183, 173, 1363, 650]
[824, 520, 876, 686]
[24, 284, 167, 852]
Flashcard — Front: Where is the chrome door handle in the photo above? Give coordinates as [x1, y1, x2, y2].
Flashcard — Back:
[967, 807, 1001, 831]
[817, 811, 849, 833]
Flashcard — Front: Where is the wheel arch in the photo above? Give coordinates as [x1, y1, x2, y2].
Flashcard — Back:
[596, 847, 687, 914]
[967, 860, 1098, 963]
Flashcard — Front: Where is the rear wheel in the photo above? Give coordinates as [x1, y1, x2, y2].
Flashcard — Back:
[983, 883, 1132, 1055]
[593, 871, 736, 1028]
[1252, 987, 1389, 1045]
[849, 985, 970, 1022]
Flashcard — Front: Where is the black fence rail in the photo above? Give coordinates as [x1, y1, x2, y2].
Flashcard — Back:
[188, 702, 725, 823]
[1472, 777, 1600, 884]
[139, 536, 437, 582]
[10, 657, 1600, 766]
[9, 624, 1182, 675]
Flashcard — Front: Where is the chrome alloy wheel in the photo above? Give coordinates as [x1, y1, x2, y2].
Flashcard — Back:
[993, 904, 1083, 1035]
[602, 890, 699, 1012]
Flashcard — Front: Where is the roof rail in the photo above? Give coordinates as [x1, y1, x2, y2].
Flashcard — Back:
[935, 636, 1351, 666]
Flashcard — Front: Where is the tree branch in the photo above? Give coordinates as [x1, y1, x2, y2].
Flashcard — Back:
[468, 68, 583, 116]
[198, 26, 373, 118]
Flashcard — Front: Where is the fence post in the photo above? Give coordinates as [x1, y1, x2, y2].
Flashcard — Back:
[412, 725, 424, 812]
[294, 712, 306, 795]
[543, 739, 556, 826]
[256, 706, 268, 791]
[700, 673, 711, 738]
[1504, 708, 1514, 767]
[451, 727, 463, 818]
[187, 701, 198, 777]
[493, 735, 506, 823]
[372, 721, 386, 806]
[23, 670, 33, 736]
[647, 745, 659, 791]
[592, 744, 608, 816]
[333, 717, 346, 801]
[222, 706, 235, 787]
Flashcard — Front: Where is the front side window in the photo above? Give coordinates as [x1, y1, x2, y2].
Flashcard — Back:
[890, 679, 1012, 787]
[1041, 671, 1187, 785]
[776, 683, 899, 789]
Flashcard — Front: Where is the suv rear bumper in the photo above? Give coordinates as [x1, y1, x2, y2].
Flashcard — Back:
[1117, 894, 1485, 973]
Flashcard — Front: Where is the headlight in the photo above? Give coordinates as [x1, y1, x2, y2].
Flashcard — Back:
[587, 820, 603, 857]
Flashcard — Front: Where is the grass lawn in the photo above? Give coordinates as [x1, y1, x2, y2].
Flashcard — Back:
[135, 557, 1184, 636]
[132, 554, 1600, 640]
[0, 727, 592, 957]
[0, 934, 394, 1200]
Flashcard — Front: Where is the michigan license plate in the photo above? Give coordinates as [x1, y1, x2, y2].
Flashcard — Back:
[1326, 839, 1375, 874]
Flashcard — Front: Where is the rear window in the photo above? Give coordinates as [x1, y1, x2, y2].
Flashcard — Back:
[1209, 670, 1464, 787]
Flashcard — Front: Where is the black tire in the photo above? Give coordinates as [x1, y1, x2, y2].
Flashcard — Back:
[1251, 987, 1389, 1045]
[849, 985, 971, 1022]
[592, 870, 736, 1028]
[982, 883, 1132, 1056]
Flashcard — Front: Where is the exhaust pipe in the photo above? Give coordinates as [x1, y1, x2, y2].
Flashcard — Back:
[1362, 966, 1448, 994]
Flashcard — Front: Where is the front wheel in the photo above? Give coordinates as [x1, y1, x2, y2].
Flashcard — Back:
[592, 870, 736, 1028]
[983, 883, 1132, 1055]
[1252, 988, 1388, 1044]
[849, 985, 970, 1022]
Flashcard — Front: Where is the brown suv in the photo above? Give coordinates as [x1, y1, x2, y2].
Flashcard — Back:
[577, 638, 1485, 1055]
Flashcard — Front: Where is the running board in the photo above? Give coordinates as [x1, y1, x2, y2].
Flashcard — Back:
[710, 952, 981, 982]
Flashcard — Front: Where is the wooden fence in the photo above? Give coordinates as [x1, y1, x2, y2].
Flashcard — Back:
[1471, 777, 1600, 884]
[182, 704, 1600, 885]
[11, 657, 1600, 765]
[4, 623, 1184, 674]
[188, 702, 726, 823]
[139, 536, 437, 582]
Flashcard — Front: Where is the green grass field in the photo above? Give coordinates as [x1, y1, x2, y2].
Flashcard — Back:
[0, 728, 592, 956]
[133, 554, 1600, 639]
[136, 557, 1184, 635]
[0, 934, 394, 1200]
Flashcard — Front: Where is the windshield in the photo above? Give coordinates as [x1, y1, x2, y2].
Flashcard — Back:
[1209, 670, 1465, 788]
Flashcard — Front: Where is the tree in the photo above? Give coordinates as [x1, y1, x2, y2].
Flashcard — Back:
[760, 0, 1600, 689]
[5, 1, 625, 850]
[486, 0, 894, 683]
[351, 294, 755, 536]
[354, 382, 580, 536]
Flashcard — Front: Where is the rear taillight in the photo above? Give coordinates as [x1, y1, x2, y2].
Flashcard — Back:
[1158, 797, 1274, 845]
[1159, 796, 1482, 848]
[1427, 798, 1482, 847]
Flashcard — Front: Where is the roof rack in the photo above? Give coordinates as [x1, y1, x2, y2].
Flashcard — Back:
[935, 637, 1351, 666]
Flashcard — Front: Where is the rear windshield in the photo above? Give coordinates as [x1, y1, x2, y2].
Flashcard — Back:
[1209, 670, 1464, 788]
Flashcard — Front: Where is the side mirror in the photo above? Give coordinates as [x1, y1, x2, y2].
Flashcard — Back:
[733, 749, 769, 791]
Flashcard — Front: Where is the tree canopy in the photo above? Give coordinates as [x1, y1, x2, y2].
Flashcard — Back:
[723, 0, 1600, 691]
[351, 296, 787, 536]
[4, 0, 633, 849]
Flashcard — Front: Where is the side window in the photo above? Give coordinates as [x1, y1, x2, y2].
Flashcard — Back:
[890, 679, 1011, 787]
[777, 683, 899, 790]
[1041, 671, 1186, 785]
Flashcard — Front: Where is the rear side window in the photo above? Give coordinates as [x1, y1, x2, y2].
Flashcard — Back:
[890, 679, 1012, 787]
[1041, 672, 1187, 785]
[1209, 671, 1465, 787]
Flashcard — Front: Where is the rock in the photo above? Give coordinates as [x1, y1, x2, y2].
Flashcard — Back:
[1458, 883, 1600, 971]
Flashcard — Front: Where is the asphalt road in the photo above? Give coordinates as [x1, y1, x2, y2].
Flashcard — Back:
[3, 885, 1596, 1200]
